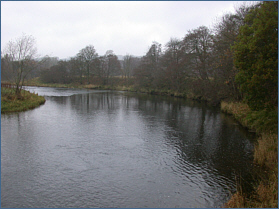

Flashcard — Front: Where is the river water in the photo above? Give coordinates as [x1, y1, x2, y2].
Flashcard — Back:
[1, 86, 255, 208]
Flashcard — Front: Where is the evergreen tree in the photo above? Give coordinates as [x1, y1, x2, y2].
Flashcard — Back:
[233, 2, 278, 110]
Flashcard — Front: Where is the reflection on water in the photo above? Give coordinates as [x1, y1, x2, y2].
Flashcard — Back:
[1, 87, 254, 208]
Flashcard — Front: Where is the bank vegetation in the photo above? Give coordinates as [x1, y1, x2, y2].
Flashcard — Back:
[222, 101, 277, 208]
[1, 86, 45, 113]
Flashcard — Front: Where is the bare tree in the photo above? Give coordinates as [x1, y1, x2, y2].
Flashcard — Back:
[122, 54, 136, 81]
[183, 26, 213, 80]
[135, 42, 162, 88]
[3, 34, 38, 94]
[71, 55, 86, 84]
[98, 50, 121, 85]
[78, 45, 98, 84]
[122, 55, 141, 85]
[123, 54, 132, 80]
[162, 38, 188, 91]
[146, 41, 162, 79]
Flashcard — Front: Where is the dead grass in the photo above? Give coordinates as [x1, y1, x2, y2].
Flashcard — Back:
[224, 192, 249, 208]
[254, 133, 278, 169]
[255, 176, 278, 208]
[221, 102, 253, 130]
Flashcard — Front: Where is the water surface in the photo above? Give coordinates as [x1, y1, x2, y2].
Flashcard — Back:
[1, 87, 254, 208]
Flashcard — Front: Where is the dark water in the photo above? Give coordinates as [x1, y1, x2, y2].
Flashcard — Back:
[1, 87, 254, 208]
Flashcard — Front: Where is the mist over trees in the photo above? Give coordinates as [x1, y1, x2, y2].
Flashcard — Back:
[1, 2, 277, 110]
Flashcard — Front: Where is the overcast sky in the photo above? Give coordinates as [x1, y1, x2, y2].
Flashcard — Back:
[1, 1, 249, 59]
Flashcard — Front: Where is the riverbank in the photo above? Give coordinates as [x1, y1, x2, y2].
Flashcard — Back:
[221, 101, 278, 208]
[26, 78, 209, 104]
[1, 87, 46, 113]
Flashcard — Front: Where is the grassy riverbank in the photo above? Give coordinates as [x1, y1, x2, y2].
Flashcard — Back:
[221, 101, 278, 208]
[1, 87, 46, 113]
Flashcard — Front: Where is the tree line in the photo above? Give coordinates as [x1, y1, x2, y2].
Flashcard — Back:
[1, 1, 277, 110]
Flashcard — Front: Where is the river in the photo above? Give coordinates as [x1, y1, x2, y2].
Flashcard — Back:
[1, 86, 255, 208]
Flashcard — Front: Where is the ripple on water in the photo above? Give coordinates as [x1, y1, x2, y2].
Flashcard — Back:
[1, 88, 254, 208]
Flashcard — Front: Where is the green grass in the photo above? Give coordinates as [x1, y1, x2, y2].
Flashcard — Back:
[1, 87, 46, 113]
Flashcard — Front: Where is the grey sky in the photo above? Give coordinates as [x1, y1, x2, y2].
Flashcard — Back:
[1, 1, 248, 59]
